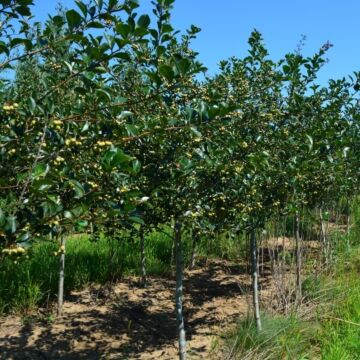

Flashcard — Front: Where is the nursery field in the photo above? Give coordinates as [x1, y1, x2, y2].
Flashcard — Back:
[0, 0, 360, 359]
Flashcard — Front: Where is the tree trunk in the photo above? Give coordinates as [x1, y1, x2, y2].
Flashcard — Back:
[171, 233, 176, 266]
[319, 208, 327, 261]
[174, 219, 186, 360]
[140, 226, 146, 287]
[295, 212, 302, 302]
[189, 230, 198, 270]
[57, 234, 66, 317]
[346, 200, 351, 236]
[250, 229, 262, 331]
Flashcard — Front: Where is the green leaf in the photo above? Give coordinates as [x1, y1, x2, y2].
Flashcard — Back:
[0, 209, 5, 227]
[10, 38, 32, 50]
[6, 216, 16, 234]
[137, 14, 150, 28]
[176, 58, 191, 75]
[305, 134, 313, 152]
[129, 216, 144, 224]
[101, 148, 134, 171]
[125, 124, 139, 136]
[96, 89, 112, 102]
[282, 65, 290, 74]
[32, 164, 48, 179]
[158, 64, 174, 81]
[28, 97, 36, 114]
[68, 180, 85, 198]
[64, 211, 73, 219]
[32, 179, 54, 192]
[87, 21, 105, 29]
[109, 0, 118, 10]
[132, 159, 141, 173]
[95, 0, 104, 10]
[75, 1, 88, 16]
[113, 52, 131, 61]
[76, 220, 88, 229]
[190, 126, 202, 137]
[116, 23, 131, 38]
[0, 41, 9, 56]
[66, 9, 83, 30]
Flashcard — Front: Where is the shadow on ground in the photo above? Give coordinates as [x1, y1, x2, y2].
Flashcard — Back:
[0, 259, 273, 359]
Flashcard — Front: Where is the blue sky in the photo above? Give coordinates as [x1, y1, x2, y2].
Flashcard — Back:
[34, 0, 360, 84]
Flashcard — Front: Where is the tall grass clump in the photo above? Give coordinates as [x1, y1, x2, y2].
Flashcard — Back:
[224, 201, 360, 360]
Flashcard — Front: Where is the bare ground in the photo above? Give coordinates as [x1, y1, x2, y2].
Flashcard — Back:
[0, 257, 282, 360]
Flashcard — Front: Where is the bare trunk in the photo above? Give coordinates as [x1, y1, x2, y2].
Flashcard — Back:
[171, 233, 176, 266]
[57, 234, 66, 317]
[190, 230, 198, 270]
[319, 208, 327, 261]
[346, 200, 351, 235]
[250, 229, 262, 331]
[140, 226, 146, 287]
[295, 212, 302, 302]
[174, 219, 186, 360]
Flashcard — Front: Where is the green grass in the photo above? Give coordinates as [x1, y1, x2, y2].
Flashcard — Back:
[319, 250, 360, 359]
[224, 246, 360, 360]
[0, 230, 175, 315]
[0, 224, 245, 315]
[225, 313, 321, 360]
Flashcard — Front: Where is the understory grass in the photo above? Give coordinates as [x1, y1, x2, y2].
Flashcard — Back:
[0, 225, 248, 315]
[0, 230, 174, 315]
[224, 211, 360, 360]
[224, 249, 360, 359]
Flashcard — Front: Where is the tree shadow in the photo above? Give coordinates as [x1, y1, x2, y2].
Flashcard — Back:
[0, 259, 273, 359]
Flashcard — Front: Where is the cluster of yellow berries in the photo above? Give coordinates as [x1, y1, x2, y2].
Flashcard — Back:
[54, 156, 65, 165]
[96, 140, 113, 147]
[53, 119, 63, 131]
[116, 186, 129, 193]
[65, 138, 81, 146]
[3, 103, 19, 112]
[235, 165, 243, 174]
[88, 181, 99, 189]
[48, 62, 62, 70]
[50, 219, 59, 226]
[184, 210, 200, 218]
[2, 246, 26, 255]
[53, 245, 65, 257]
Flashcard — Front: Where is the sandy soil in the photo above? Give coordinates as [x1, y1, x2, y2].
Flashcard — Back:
[0, 257, 279, 360]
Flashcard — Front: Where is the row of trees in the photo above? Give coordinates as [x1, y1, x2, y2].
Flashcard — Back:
[0, 1, 359, 358]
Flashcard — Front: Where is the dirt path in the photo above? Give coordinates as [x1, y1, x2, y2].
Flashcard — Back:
[0, 259, 276, 359]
